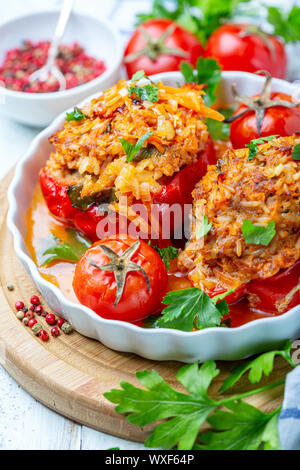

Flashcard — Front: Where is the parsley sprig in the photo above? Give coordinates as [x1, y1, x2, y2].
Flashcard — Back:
[206, 108, 234, 141]
[41, 228, 92, 265]
[120, 131, 153, 162]
[105, 340, 295, 450]
[292, 143, 300, 161]
[129, 70, 159, 102]
[242, 219, 276, 246]
[148, 243, 179, 271]
[246, 135, 279, 161]
[157, 288, 232, 331]
[66, 107, 86, 122]
[220, 340, 294, 392]
[180, 57, 221, 106]
[136, 0, 252, 45]
[268, 5, 300, 43]
[196, 215, 212, 239]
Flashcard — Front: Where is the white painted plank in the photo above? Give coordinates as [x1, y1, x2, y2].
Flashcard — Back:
[0, 366, 81, 450]
[81, 425, 147, 450]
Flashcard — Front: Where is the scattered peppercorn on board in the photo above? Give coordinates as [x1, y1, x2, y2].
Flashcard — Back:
[0, 171, 292, 441]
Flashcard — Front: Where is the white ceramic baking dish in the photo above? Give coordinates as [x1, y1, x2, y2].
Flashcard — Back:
[7, 71, 300, 363]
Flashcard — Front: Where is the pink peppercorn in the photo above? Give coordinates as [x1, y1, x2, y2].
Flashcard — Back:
[15, 301, 24, 310]
[39, 330, 49, 341]
[51, 327, 60, 338]
[45, 313, 56, 325]
[28, 318, 37, 328]
[30, 295, 40, 305]
[35, 305, 44, 315]
[26, 311, 35, 320]
[57, 318, 65, 329]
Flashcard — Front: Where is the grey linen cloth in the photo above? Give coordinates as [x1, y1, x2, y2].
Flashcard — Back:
[279, 366, 300, 450]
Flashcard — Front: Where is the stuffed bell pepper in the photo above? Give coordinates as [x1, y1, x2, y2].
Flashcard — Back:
[179, 135, 300, 314]
[40, 75, 223, 246]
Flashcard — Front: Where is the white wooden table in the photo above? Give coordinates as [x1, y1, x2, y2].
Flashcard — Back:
[0, 0, 298, 450]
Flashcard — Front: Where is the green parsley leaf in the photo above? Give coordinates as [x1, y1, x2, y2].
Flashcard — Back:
[66, 107, 86, 122]
[104, 361, 219, 450]
[180, 57, 221, 106]
[220, 340, 294, 392]
[129, 84, 159, 102]
[246, 135, 279, 161]
[241, 219, 276, 246]
[292, 143, 300, 161]
[206, 108, 234, 141]
[148, 242, 179, 271]
[41, 228, 92, 265]
[197, 401, 281, 450]
[135, 0, 251, 44]
[157, 287, 232, 331]
[268, 6, 300, 43]
[105, 356, 283, 450]
[196, 215, 212, 239]
[120, 131, 153, 162]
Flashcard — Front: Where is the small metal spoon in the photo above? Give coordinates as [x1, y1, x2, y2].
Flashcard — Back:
[29, 0, 74, 92]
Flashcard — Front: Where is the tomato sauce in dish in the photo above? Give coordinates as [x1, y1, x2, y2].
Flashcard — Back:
[26, 185, 280, 328]
[26, 186, 78, 303]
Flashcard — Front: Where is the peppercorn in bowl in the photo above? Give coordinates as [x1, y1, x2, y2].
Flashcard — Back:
[0, 10, 122, 126]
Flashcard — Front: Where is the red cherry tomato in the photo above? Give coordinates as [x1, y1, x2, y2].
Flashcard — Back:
[205, 24, 287, 79]
[73, 236, 168, 322]
[230, 91, 300, 149]
[124, 19, 204, 78]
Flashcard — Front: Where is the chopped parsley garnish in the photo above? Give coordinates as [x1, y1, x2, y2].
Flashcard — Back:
[196, 215, 212, 239]
[66, 107, 86, 122]
[242, 220, 276, 246]
[246, 135, 279, 161]
[129, 70, 159, 102]
[180, 57, 221, 106]
[120, 131, 153, 162]
[148, 242, 179, 271]
[41, 228, 92, 265]
[292, 143, 300, 160]
[157, 288, 232, 331]
[129, 84, 159, 102]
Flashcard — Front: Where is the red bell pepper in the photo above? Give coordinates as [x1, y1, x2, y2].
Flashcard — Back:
[209, 260, 300, 315]
[40, 136, 216, 244]
[247, 260, 300, 314]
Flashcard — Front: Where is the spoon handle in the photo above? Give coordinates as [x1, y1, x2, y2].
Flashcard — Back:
[47, 0, 75, 67]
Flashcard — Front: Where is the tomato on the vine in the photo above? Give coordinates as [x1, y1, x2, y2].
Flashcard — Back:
[230, 91, 300, 149]
[124, 19, 204, 78]
[205, 24, 287, 79]
[73, 235, 168, 322]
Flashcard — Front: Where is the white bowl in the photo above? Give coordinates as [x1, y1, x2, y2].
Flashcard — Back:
[0, 10, 122, 127]
[7, 71, 300, 363]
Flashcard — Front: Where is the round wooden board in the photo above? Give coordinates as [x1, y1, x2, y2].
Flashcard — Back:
[0, 170, 292, 442]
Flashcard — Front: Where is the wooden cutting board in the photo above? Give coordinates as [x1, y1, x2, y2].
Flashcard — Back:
[0, 170, 292, 442]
